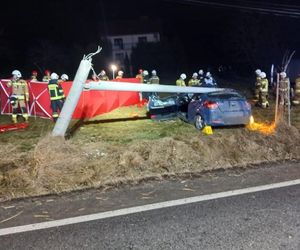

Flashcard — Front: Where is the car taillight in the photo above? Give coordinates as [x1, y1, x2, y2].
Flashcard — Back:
[203, 100, 218, 109]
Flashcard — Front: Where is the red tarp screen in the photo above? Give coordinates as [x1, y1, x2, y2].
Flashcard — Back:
[0, 78, 141, 119]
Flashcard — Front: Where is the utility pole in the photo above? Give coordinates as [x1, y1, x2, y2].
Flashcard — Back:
[52, 47, 102, 137]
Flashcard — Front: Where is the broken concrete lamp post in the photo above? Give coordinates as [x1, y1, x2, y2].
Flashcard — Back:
[51, 47, 102, 137]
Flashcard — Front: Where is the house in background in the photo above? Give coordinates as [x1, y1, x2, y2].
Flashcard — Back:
[101, 19, 161, 75]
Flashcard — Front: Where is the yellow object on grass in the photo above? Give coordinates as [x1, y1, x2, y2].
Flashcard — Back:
[202, 125, 213, 135]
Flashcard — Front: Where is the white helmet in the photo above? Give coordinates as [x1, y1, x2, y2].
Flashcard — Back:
[61, 74, 69, 81]
[180, 73, 187, 80]
[280, 72, 287, 78]
[50, 72, 59, 80]
[260, 72, 266, 78]
[100, 70, 106, 76]
[143, 70, 149, 76]
[118, 70, 124, 76]
[151, 70, 157, 75]
[255, 69, 261, 75]
[206, 72, 211, 77]
[192, 72, 198, 78]
[198, 69, 204, 75]
[12, 70, 22, 78]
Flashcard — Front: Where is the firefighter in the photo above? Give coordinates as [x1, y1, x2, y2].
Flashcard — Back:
[278, 72, 290, 106]
[149, 70, 159, 84]
[135, 69, 143, 83]
[204, 72, 217, 86]
[258, 72, 269, 108]
[6, 70, 29, 123]
[58, 74, 68, 103]
[116, 70, 124, 79]
[42, 69, 51, 82]
[140, 70, 150, 99]
[48, 72, 65, 122]
[149, 70, 160, 97]
[142, 70, 150, 84]
[254, 69, 262, 101]
[188, 72, 200, 86]
[31, 70, 38, 81]
[198, 69, 205, 84]
[99, 70, 109, 81]
[292, 74, 300, 105]
[176, 74, 186, 86]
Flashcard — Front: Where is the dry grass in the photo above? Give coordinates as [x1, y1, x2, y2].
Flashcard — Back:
[1, 85, 300, 202]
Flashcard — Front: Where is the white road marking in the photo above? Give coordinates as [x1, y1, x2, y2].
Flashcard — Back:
[0, 179, 300, 236]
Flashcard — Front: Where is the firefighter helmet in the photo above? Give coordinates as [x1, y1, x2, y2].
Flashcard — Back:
[152, 70, 157, 75]
[99, 70, 106, 76]
[50, 72, 59, 80]
[61, 74, 69, 81]
[180, 73, 187, 80]
[255, 69, 261, 75]
[32, 70, 38, 76]
[45, 69, 51, 75]
[192, 72, 198, 78]
[260, 72, 266, 78]
[139, 69, 143, 74]
[198, 69, 204, 75]
[12, 70, 22, 78]
[143, 70, 149, 76]
[118, 70, 124, 76]
[280, 72, 287, 78]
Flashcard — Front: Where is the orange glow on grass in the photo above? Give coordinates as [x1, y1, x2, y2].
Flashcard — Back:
[247, 116, 276, 135]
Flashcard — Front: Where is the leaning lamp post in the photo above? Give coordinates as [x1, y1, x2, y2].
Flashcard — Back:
[111, 64, 117, 79]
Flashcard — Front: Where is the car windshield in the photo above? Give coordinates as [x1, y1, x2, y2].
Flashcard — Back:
[207, 92, 243, 99]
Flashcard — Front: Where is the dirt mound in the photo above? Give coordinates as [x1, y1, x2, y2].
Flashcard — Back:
[1, 122, 300, 202]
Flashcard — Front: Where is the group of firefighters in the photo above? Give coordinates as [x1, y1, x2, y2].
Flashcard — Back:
[3, 66, 300, 124]
[254, 69, 300, 109]
[175, 70, 217, 87]
[5, 69, 69, 123]
[94, 68, 217, 88]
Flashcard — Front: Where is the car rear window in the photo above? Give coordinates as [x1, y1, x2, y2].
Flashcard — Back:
[207, 92, 243, 99]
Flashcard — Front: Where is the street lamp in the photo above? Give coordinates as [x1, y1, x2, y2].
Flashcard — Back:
[111, 64, 117, 79]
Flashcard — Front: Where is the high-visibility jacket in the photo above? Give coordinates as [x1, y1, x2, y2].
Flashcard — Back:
[260, 78, 268, 93]
[99, 75, 109, 81]
[43, 75, 51, 82]
[149, 76, 160, 84]
[295, 77, 300, 94]
[188, 78, 200, 86]
[7, 79, 29, 101]
[279, 77, 289, 91]
[48, 79, 65, 101]
[176, 78, 186, 87]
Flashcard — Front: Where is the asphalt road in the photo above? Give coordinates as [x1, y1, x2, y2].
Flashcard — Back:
[0, 162, 299, 250]
[0, 185, 299, 249]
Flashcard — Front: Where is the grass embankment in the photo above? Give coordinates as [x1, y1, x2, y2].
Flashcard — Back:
[0, 80, 300, 202]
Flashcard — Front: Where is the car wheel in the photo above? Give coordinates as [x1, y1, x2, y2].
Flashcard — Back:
[194, 114, 205, 130]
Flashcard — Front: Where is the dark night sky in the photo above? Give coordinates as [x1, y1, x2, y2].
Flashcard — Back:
[1, 0, 300, 78]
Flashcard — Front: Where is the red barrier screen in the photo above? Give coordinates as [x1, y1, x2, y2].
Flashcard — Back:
[0, 78, 141, 119]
